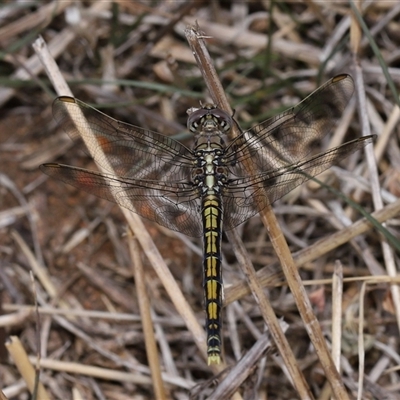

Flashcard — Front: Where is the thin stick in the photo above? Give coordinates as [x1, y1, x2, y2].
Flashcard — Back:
[227, 229, 313, 398]
[26, 357, 194, 388]
[32, 36, 208, 367]
[350, 0, 400, 346]
[5, 336, 50, 400]
[357, 282, 367, 400]
[186, 26, 314, 399]
[225, 197, 400, 305]
[207, 332, 275, 400]
[331, 261, 343, 372]
[128, 232, 168, 400]
[185, 25, 351, 399]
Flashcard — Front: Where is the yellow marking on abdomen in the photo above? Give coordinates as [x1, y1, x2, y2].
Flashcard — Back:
[202, 192, 223, 364]
[205, 256, 218, 277]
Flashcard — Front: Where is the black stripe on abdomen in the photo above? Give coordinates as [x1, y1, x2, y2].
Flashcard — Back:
[202, 193, 223, 365]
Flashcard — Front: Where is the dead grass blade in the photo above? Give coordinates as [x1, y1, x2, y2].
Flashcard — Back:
[127, 233, 167, 399]
[32, 35, 209, 371]
[350, 3, 400, 378]
[185, 25, 344, 399]
[5, 336, 50, 400]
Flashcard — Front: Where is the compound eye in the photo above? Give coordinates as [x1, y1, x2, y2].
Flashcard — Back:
[219, 117, 231, 132]
[214, 110, 233, 132]
[187, 108, 209, 132]
[187, 105, 233, 132]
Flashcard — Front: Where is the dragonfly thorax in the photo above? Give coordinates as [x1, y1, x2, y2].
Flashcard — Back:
[191, 145, 228, 192]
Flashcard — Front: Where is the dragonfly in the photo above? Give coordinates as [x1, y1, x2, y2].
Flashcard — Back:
[41, 74, 373, 365]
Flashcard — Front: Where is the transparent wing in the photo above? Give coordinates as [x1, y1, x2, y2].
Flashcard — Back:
[221, 74, 372, 228]
[224, 74, 355, 175]
[223, 137, 373, 229]
[42, 76, 372, 236]
[43, 97, 204, 237]
[52, 96, 195, 182]
[40, 163, 203, 237]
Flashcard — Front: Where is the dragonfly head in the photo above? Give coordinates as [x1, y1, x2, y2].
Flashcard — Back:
[187, 104, 233, 134]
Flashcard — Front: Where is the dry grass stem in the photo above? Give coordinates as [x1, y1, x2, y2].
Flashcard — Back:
[33, 35, 208, 365]
[5, 336, 50, 400]
[357, 281, 367, 400]
[186, 26, 314, 398]
[127, 233, 167, 399]
[331, 260, 344, 372]
[226, 198, 400, 305]
[207, 332, 276, 400]
[1, 2, 399, 398]
[351, 5, 400, 351]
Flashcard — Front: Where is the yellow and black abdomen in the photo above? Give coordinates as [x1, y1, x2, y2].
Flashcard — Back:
[201, 191, 224, 365]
